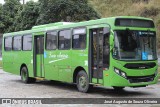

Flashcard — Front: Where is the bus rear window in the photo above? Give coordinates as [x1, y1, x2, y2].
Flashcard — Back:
[115, 18, 155, 28]
[4, 37, 12, 51]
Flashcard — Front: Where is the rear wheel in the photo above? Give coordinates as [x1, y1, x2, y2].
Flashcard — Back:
[21, 67, 36, 83]
[76, 70, 91, 93]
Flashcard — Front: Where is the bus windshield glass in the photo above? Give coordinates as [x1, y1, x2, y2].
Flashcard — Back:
[113, 30, 157, 60]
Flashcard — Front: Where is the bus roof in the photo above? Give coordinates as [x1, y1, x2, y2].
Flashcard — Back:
[3, 16, 154, 37]
[32, 22, 75, 29]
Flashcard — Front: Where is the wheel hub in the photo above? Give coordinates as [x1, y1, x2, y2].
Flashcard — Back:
[22, 70, 27, 81]
[79, 76, 87, 88]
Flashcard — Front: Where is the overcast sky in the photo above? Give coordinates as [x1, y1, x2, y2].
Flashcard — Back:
[0, 0, 38, 4]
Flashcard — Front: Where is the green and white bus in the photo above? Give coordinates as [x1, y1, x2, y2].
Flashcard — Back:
[2, 16, 158, 92]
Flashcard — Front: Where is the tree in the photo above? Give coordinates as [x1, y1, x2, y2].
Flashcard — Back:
[36, 0, 100, 25]
[0, 4, 5, 33]
[0, 0, 100, 32]
[2, 0, 22, 33]
[13, 1, 40, 31]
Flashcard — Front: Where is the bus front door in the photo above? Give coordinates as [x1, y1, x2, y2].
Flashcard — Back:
[33, 36, 44, 77]
[90, 27, 110, 84]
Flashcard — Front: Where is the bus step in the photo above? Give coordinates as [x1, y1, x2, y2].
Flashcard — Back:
[94, 84, 102, 86]
[35, 77, 45, 81]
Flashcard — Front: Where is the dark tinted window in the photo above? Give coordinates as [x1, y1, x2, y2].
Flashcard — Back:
[36, 36, 44, 54]
[13, 36, 22, 51]
[4, 37, 12, 51]
[115, 18, 154, 28]
[46, 31, 57, 50]
[73, 28, 86, 49]
[103, 28, 110, 67]
[58, 29, 71, 50]
[23, 35, 32, 51]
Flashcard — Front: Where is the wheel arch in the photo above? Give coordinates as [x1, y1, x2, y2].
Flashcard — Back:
[73, 66, 87, 83]
[20, 63, 28, 76]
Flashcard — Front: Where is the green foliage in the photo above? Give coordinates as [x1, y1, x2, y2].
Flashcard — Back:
[0, 0, 99, 32]
[2, 0, 22, 33]
[36, 0, 100, 24]
[0, 4, 5, 33]
[13, 1, 40, 31]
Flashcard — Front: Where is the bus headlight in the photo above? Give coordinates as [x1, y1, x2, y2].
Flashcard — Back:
[121, 72, 126, 78]
[114, 68, 120, 74]
[114, 67, 127, 79]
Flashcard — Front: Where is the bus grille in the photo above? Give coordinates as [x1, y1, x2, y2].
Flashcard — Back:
[127, 75, 155, 83]
[124, 62, 156, 69]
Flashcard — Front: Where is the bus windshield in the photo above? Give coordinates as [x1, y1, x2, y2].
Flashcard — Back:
[113, 30, 157, 60]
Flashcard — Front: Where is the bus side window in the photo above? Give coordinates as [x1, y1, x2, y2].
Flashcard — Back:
[13, 36, 22, 51]
[58, 29, 71, 50]
[4, 37, 12, 51]
[23, 34, 32, 51]
[46, 31, 57, 50]
[72, 28, 86, 49]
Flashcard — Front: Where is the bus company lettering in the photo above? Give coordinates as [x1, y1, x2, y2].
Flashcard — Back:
[49, 54, 56, 58]
[57, 53, 68, 59]
[49, 52, 69, 63]
[49, 52, 68, 59]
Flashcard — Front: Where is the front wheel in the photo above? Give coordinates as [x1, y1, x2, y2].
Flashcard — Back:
[21, 67, 36, 83]
[76, 70, 91, 93]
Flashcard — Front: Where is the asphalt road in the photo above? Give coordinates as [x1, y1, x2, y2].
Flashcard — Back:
[0, 69, 160, 107]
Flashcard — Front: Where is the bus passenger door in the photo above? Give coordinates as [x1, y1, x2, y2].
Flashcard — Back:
[89, 27, 110, 84]
[33, 36, 44, 77]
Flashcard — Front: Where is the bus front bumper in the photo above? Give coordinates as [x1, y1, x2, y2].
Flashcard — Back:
[106, 73, 159, 87]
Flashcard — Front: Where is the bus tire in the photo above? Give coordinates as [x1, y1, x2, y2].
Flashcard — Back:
[113, 86, 125, 91]
[21, 67, 36, 83]
[76, 70, 90, 93]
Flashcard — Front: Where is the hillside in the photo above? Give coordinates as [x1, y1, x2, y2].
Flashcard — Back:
[89, 0, 160, 45]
